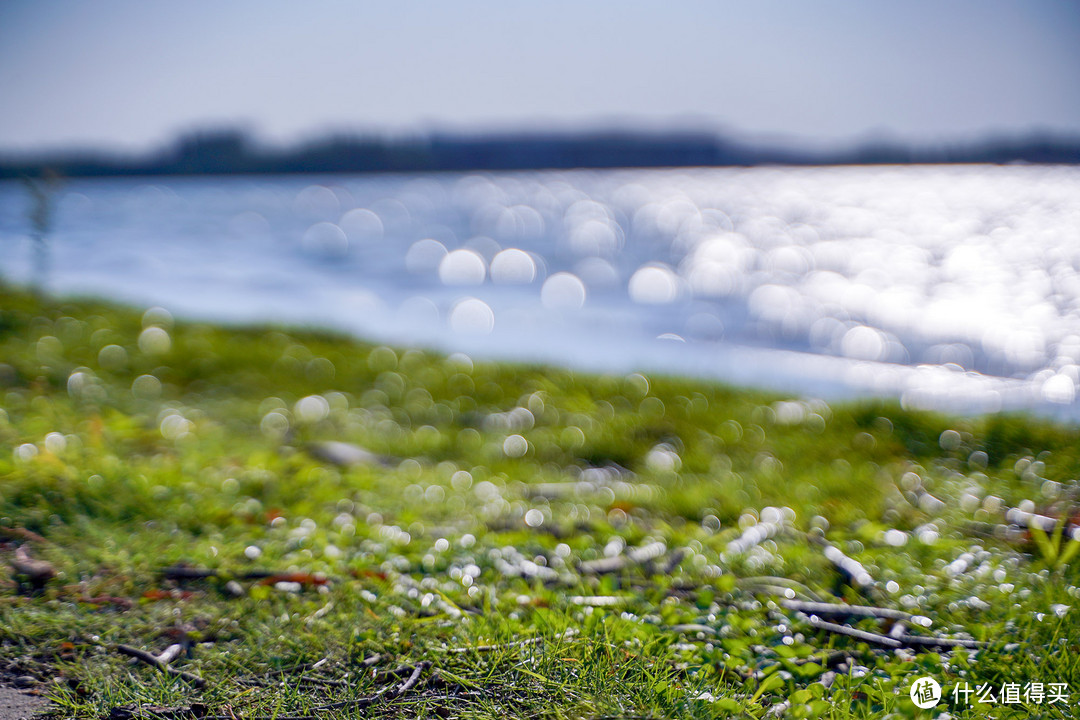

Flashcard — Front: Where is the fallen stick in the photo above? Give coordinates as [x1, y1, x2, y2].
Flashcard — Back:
[736, 576, 824, 602]
[373, 663, 428, 682]
[579, 541, 667, 575]
[741, 583, 806, 599]
[11, 545, 56, 591]
[897, 635, 986, 649]
[305, 600, 334, 625]
[115, 644, 206, 688]
[1005, 507, 1062, 534]
[725, 520, 785, 555]
[803, 616, 986, 650]
[810, 537, 874, 590]
[394, 662, 427, 695]
[305, 441, 393, 468]
[316, 661, 430, 710]
[359, 653, 383, 667]
[804, 616, 902, 648]
[782, 599, 914, 623]
[155, 644, 184, 665]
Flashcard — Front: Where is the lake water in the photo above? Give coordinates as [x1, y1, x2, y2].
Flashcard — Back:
[2, 165, 1080, 418]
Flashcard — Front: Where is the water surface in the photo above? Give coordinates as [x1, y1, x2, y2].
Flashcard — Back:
[2, 165, 1079, 418]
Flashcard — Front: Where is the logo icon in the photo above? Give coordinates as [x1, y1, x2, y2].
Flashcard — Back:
[910, 677, 942, 708]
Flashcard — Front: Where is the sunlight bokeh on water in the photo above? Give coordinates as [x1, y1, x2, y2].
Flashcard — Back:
[2, 164, 1079, 417]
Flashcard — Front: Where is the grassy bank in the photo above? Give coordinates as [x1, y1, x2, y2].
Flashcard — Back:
[0, 285, 1078, 719]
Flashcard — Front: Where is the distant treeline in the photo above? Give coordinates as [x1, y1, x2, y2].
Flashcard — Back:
[2, 128, 1079, 179]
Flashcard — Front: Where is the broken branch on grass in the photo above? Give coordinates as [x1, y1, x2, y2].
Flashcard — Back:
[305, 440, 394, 468]
[803, 616, 902, 648]
[801, 616, 987, 650]
[578, 541, 667, 575]
[394, 661, 427, 694]
[11, 545, 56, 591]
[358, 653, 383, 667]
[372, 663, 427, 682]
[736, 576, 823, 602]
[809, 535, 875, 590]
[781, 599, 920, 623]
[316, 661, 431, 710]
[155, 644, 184, 665]
[897, 634, 986, 649]
[740, 582, 808, 600]
[725, 519, 786, 555]
[1005, 507, 1062, 534]
[304, 600, 334, 626]
[115, 644, 207, 688]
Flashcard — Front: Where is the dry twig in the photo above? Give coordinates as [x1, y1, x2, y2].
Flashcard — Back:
[315, 661, 431, 710]
[115, 644, 206, 688]
[579, 541, 667, 575]
[781, 599, 913, 622]
[802, 616, 987, 650]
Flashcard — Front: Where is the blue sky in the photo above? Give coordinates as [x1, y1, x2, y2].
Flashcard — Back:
[1, 1, 1078, 152]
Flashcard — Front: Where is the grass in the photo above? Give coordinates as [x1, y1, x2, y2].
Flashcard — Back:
[0, 283, 1078, 719]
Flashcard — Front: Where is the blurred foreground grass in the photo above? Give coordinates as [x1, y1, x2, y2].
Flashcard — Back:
[0, 285, 1078, 719]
